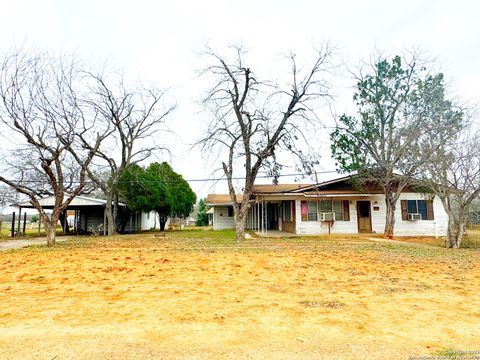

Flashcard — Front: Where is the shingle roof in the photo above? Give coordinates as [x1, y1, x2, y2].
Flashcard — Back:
[252, 183, 312, 193]
[205, 184, 312, 205]
[205, 194, 243, 205]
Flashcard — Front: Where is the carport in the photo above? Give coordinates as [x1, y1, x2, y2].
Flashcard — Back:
[16, 195, 138, 235]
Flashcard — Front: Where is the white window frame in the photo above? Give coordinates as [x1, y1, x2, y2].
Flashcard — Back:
[306, 199, 345, 222]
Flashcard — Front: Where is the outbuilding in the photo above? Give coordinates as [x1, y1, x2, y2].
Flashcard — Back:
[16, 195, 158, 234]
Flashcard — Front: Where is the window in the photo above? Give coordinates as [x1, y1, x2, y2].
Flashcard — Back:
[282, 201, 292, 222]
[319, 200, 332, 212]
[333, 200, 344, 221]
[307, 201, 318, 221]
[303, 200, 347, 221]
[407, 200, 418, 214]
[407, 200, 427, 219]
[227, 206, 234, 217]
[402, 199, 434, 220]
[417, 201, 427, 219]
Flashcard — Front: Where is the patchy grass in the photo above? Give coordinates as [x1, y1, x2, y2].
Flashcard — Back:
[463, 225, 480, 248]
[0, 222, 64, 240]
[0, 230, 479, 359]
[300, 299, 346, 309]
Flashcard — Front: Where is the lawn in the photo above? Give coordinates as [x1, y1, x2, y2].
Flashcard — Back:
[0, 230, 479, 359]
[0, 221, 68, 240]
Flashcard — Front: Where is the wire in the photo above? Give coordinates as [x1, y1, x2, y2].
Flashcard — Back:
[0, 170, 340, 186]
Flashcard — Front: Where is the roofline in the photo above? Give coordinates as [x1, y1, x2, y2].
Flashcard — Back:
[205, 202, 235, 206]
[290, 175, 353, 193]
[14, 194, 126, 208]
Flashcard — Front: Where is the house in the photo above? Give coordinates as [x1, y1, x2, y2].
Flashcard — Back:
[206, 176, 448, 236]
[16, 195, 159, 234]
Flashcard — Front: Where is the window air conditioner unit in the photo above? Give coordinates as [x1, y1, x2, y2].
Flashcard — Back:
[408, 213, 422, 221]
[320, 212, 335, 222]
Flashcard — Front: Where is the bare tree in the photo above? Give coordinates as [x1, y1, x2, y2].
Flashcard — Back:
[75, 72, 175, 235]
[331, 53, 463, 237]
[0, 185, 16, 213]
[198, 45, 333, 241]
[0, 50, 109, 246]
[422, 128, 480, 248]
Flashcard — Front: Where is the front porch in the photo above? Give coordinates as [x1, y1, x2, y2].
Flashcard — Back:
[245, 197, 373, 236]
[245, 199, 296, 234]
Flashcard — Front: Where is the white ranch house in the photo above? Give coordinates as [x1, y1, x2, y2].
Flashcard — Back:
[206, 176, 448, 236]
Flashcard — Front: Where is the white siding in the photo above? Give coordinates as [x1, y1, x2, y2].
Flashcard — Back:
[210, 193, 449, 236]
[295, 199, 359, 235]
[212, 206, 235, 230]
[295, 194, 448, 236]
[393, 193, 447, 236]
[369, 195, 385, 234]
[140, 211, 159, 230]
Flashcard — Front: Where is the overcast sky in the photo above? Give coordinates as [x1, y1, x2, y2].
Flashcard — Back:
[0, 0, 478, 200]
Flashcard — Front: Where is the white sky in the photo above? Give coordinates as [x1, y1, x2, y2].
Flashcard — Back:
[0, 0, 479, 201]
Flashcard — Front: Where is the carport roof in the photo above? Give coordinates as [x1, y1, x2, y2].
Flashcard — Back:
[16, 195, 124, 209]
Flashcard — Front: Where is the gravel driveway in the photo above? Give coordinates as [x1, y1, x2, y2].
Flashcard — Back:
[0, 236, 71, 251]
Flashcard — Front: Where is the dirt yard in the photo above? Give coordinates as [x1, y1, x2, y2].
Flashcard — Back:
[0, 230, 479, 359]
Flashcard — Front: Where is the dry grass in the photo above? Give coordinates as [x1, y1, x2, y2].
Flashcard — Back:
[0, 230, 479, 359]
[0, 221, 64, 240]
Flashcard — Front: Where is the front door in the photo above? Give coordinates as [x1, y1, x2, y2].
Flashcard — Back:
[357, 201, 372, 233]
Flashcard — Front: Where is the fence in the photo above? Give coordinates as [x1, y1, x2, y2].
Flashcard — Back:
[0, 213, 45, 237]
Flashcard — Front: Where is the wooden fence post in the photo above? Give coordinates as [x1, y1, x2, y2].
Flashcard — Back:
[22, 212, 27, 235]
[17, 208, 21, 236]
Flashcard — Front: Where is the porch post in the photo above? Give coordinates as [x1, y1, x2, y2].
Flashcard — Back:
[262, 198, 266, 235]
[17, 207, 22, 236]
[103, 206, 107, 236]
[75, 210, 79, 234]
[255, 201, 257, 232]
[11, 212, 15, 237]
[255, 200, 260, 231]
[265, 199, 267, 236]
[260, 200, 263, 234]
[63, 210, 67, 233]
[22, 212, 27, 235]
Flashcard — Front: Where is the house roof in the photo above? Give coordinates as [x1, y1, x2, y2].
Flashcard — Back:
[252, 183, 312, 193]
[205, 184, 313, 205]
[205, 174, 433, 205]
[205, 176, 381, 205]
[205, 194, 243, 205]
[290, 176, 352, 193]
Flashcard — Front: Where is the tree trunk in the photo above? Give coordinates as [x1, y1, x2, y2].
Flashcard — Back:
[113, 192, 119, 232]
[59, 212, 70, 234]
[235, 217, 246, 241]
[105, 192, 116, 235]
[446, 214, 466, 248]
[159, 214, 168, 231]
[439, 195, 470, 249]
[234, 204, 249, 241]
[384, 194, 396, 238]
[44, 220, 56, 247]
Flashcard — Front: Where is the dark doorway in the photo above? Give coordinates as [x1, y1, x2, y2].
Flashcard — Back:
[356, 201, 372, 233]
[266, 203, 280, 230]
